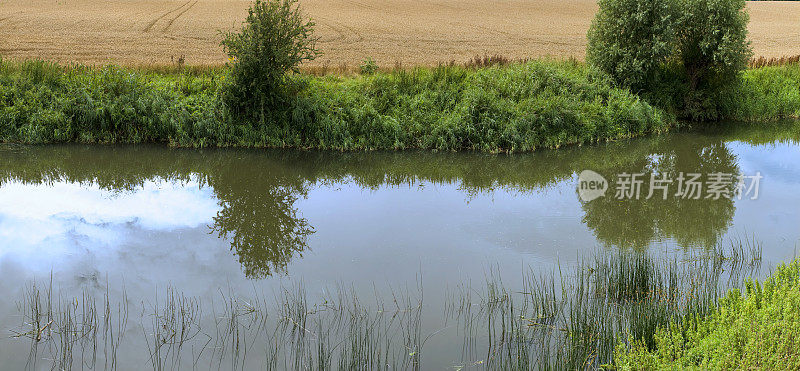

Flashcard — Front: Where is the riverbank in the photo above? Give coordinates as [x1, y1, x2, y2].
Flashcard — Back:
[615, 258, 800, 369]
[1, 59, 799, 152]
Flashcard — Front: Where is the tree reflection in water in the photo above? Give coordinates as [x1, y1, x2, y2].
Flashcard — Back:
[208, 163, 314, 278]
[0, 122, 796, 277]
[581, 138, 738, 249]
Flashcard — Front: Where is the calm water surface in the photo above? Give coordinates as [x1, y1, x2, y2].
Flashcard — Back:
[1, 122, 799, 369]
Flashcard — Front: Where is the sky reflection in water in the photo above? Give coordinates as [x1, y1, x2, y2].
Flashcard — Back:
[0, 123, 799, 284]
[0, 178, 219, 270]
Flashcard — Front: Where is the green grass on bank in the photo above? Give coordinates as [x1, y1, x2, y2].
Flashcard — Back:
[1, 59, 798, 152]
[615, 258, 800, 369]
[734, 65, 800, 121]
[2, 59, 670, 152]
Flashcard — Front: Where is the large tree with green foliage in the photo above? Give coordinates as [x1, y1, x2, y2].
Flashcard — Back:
[587, 0, 752, 121]
[586, 0, 677, 93]
[675, 0, 752, 120]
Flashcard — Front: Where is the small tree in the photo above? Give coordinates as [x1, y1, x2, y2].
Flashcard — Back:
[676, 0, 752, 120]
[586, 0, 677, 93]
[221, 0, 318, 125]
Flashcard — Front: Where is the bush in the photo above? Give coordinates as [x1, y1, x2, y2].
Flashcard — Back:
[736, 66, 800, 120]
[675, 0, 752, 121]
[301, 61, 672, 152]
[587, 0, 752, 121]
[359, 58, 379, 75]
[0, 62, 223, 145]
[615, 259, 800, 369]
[220, 0, 318, 125]
[0, 60, 674, 151]
[586, 0, 676, 93]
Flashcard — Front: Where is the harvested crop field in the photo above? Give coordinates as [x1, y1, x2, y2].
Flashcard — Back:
[0, 0, 798, 67]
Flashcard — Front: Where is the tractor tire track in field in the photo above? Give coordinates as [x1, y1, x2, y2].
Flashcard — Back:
[343, 0, 381, 12]
[322, 18, 364, 42]
[316, 14, 366, 43]
[448, 21, 572, 46]
[162, 0, 198, 32]
[315, 17, 349, 43]
[0, 12, 21, 26]
[164, 34, 210, 42]
[142, 0, 193, 33]
[0, 10, 23, 24]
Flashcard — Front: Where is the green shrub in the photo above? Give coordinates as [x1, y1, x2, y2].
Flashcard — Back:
[586, 0, 676, 93]
[587, 0, 752, 121]
[615, 259, 800, 369]
[301, 61, 672, 152]
[220, 0, 318, 126]
[0, 62, 223, 145]
[359, 58, 378, 75]
[0, 60, 673, 151]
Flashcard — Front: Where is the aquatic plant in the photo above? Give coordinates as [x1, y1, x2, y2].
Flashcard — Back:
[9, 240, 763, 369]
[444, 244, 762, 369]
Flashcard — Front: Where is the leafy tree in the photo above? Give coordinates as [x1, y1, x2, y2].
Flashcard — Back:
[220, 0, 318, 125]
[586, 0, 677, 93]
[675, 0, 752, 120]
[587, 0, 752, 121]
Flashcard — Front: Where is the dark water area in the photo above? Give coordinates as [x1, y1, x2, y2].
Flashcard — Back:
[1, 121, 799, 369]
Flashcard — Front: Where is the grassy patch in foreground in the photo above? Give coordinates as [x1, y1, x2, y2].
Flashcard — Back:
[615, 258, 800, 369]
[0, 59, 671, 152]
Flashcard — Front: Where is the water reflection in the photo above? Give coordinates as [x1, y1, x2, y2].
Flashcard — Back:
[0, 121, 797, 278]
[0, 179, 218, 268]
[208, 164, 313, 278]
[581, 138, 738, 249]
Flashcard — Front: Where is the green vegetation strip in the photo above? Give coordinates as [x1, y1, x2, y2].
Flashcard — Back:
[616, 258, 800, 369]
[0, 59, 673, 152]
[2, 59, 799, 152]
[3, 0, 800, 153]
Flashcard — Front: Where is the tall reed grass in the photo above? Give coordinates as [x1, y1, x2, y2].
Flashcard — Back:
[8, 240, 764, 370]
[444, 239, 762, 369]
[749, 55, 800, 69]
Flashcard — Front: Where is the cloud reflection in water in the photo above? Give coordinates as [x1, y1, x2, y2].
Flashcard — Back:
[0, 178, 219, 267]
